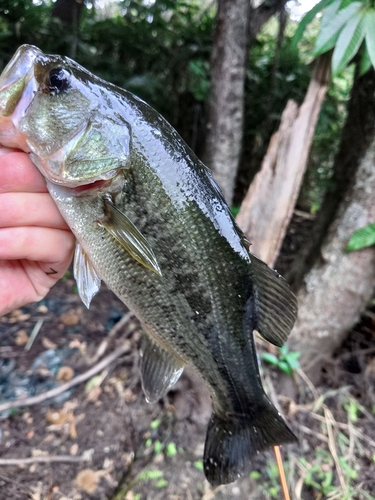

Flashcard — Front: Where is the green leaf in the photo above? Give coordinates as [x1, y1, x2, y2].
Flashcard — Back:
[320, 0, 342, 30]
[291, 0, 335, 49]
[231, 206, 240, 217]
[364, 9, 375, 69]
[346, 223, 375, 252]
[278, 361, 292, 375]
[314, 2, 362, 56]
[150, 419, 161, 430]
[156, 479, 168, 488]
[194, 460, 203, 471]
[154, 440, 162, 454]
[286, 356, 300, 371]
[261, 352, 279, 366]
[138, 469, 164, 481]
[332, 10, 366, 75]
[84, 375, 102, 394]
[360, 43, 372, 75]
[165, 442, 177, 457]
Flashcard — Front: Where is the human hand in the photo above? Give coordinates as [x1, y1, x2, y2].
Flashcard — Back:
[0, 148, 75, 316]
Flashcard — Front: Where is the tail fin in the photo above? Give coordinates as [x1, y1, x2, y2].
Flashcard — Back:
[203, 404, 296, 486]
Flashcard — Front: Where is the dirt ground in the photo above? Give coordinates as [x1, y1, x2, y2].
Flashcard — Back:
[0, 216, 375, 500]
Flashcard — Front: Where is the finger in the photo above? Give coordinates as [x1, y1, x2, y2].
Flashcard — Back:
[0, 259, 52, 315]
[0, 226, 75, 273]
[0, 192, 70, 230]
[0, 147, 19, 156]
[0, 152, 47, 193]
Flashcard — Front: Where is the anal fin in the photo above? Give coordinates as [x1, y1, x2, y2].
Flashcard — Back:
[249, 253, 298, 347]
[73, 242, 101, 308]
[140, 333, 185, 403]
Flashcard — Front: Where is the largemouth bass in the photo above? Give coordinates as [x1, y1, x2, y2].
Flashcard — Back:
[0, 45, 297, 485]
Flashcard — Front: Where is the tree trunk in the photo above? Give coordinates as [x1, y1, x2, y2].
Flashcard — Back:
[236, 55, 331, 267]
[203, 0, 250, 205]
[52, 0, 84, 59]
[285, 67, 375, 290]
[288, 136, 375, 378]
[248, 0, 288, 44]
[203, 0, 288, 205]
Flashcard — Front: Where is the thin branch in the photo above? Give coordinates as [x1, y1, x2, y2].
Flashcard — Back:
[0, 342, 131, 413]
[86, 311, 136, 365]
[0, 455, 88, 465]
[324, 407, 347, 494]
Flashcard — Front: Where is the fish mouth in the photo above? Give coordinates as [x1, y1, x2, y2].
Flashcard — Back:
[72, 178, 112, 193]
[0, 45, 41, 150]
[44, 168, 123, 197]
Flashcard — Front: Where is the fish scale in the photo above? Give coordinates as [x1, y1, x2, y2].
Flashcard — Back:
[0, 44, 298, 486]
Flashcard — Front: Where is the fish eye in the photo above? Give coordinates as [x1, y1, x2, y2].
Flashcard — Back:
[47, 67, 71, 94]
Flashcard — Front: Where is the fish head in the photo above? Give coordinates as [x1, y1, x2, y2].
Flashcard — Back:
[0, 45, 130, 189]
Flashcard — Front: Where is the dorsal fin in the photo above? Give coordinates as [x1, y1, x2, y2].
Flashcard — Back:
[249, 253, 298, 347]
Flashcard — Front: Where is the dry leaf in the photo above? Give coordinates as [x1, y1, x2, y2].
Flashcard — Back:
[31, 449, 48, 457]
[9, 309, 30, 323]
[60, 309, 82, 326]
[70, 443, 79, 456]
[76, 469, 99, 493]
[30, 482, 43, 500]
[46, 410, 68, 425]
[70, 420, 77, 439]
[36, 304, 48, 313]
[86, 386, 102, 403]
[15, 329, 29, 346]
[57, 366, 74, 382]
[41, 337, 57, 350]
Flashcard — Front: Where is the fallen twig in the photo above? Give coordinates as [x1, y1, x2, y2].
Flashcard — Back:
[86, 311, 136, 365]
[274, 445, 291, 500]
[324, 407, 347, 494]
[0, 454, 89, 465]
[0, 342, 131, 413]
[25, 318, 44, 351]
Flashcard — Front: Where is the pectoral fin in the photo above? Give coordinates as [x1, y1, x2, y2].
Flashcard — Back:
[100, 196, 162, 276]
[140, 333, 185, 403]
[73, 242, 101, 308]
[249, 253, 298, 347]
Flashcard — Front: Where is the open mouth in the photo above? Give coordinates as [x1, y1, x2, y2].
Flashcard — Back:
[72, 179, 111, 193]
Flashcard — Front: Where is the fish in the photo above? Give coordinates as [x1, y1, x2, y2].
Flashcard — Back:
[0, 45, 298, 485]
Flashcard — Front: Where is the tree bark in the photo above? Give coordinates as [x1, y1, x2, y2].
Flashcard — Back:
[285, 67, 375, 290]
[203, 0, 250, 205]
[288, 136, 375, 377]
[51, 0, 84, 59]
[203, 0, 288, 205]
[248, 0, 288, 44]
[236, 55, 331, 267]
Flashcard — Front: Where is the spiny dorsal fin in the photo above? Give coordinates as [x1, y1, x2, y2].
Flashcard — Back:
[140, 332, 185, 403]
[73, 241, 101, 308]
[100, 196, 162, 276]
[249, 253, 298, 347]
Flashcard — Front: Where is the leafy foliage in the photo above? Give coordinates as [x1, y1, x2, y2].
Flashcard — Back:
[293, 0, 375, 76]
[0, 0, 356, 210]
[0, 0, 214, 147]
[346, 223, 375, 251]
[261, 345, 300, 376]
